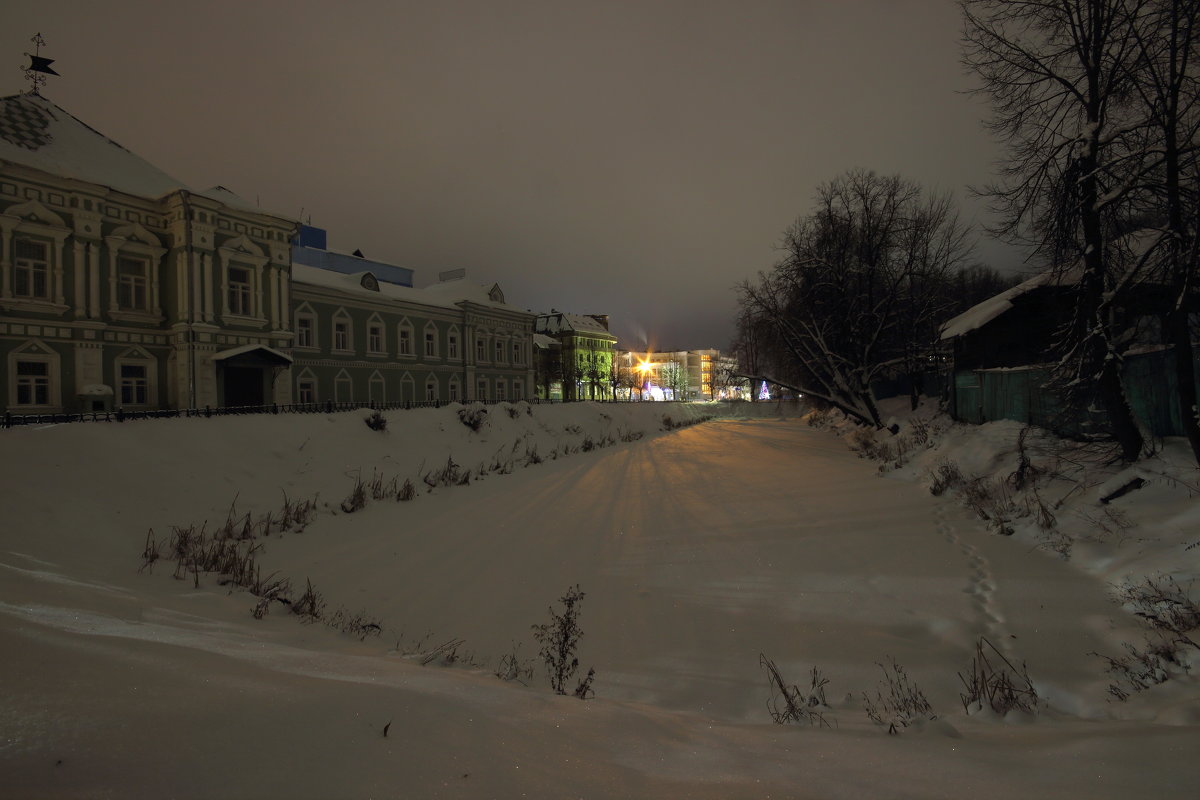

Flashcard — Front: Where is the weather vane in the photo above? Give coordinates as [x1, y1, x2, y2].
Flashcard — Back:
[23, 32, 59, 95]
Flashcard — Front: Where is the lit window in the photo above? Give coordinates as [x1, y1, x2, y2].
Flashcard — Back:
[15, 360, 50, 405]
[368, 323, 384, 354]
[117, 256, 149, 311]
[13, 239, 50, 299]
[228, 266, 252, 316]
[119, 363, 148, 405]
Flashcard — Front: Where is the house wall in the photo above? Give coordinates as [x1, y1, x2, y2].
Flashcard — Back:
[1, 166, 296, 415]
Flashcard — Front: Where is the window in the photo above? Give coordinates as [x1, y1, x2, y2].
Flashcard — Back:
[334, 320, 350, 351]
[296, 315, 315, 348]
[512, 341, 522, 365]
[494, 340, 505, 363]
[424, 329, 437, 357]
[425, 379, 437, 402]
[119, 364, 148, 405]
[495, 380, 506, 402]
[369, 374, 385, 403]
[476, 338, 486, 362]
[449, 381, 460, 403]
[335, 374, 353, 402]
[297, 379, 317, 404]
[368, 323, 384, 354]
[14, 239, 50, 299]
[117, 256, 149, 311]
[476, 378, 487, 402]
[448, 333, 459, 360]
[398, 326, 413, 355]
[512, 381, 522, 401]
[15, 360, 50, 405]
[228, 266, 252, 316]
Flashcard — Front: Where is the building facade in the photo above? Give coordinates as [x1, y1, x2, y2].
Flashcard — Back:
[0, 92, 533, 415]
[534, 311, 617, 401]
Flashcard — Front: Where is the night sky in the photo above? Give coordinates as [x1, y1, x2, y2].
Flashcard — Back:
[4, 1, 1029, 350]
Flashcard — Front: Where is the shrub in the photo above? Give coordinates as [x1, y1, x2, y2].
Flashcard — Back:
[759, 654, 834, 727]
[364, 411, 388, 431]
[340, 475, 367, 513]
[292, 578, 326, 622]
[862, 659, 935, 734]
[458, 403, 489, 432]
[397, 478, 416, 502]
[495, 642, 535, 685]
[958, 637, 1039, 715]
[532, 584, 594, 697]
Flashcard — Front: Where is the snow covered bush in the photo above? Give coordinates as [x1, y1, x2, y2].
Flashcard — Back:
[1095, 575, 1200, 700]
[759, 654, 835, 727]
[458, 403, 489, 432]
[957, 637, 1039, 716]
[364, 410, 388, 431]
[862, 659, 936, 734]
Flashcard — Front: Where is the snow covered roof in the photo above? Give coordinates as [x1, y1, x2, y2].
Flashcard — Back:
[939, 269, 1077, 340]
[0, 93, 187, 198]
[532, 333, 559, 349]
[536, 312, 614, 338]
[0, 94, 295, 221]
[292, 264, 457, 310]
[421, 277, 528, 313]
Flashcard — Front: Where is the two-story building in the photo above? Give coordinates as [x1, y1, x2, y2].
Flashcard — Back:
[0, 92, 534, 415]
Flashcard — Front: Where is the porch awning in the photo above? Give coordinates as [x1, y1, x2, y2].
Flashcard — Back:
[212, 344, 293, 366]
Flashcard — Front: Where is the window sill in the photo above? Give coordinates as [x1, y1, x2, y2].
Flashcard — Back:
[1, 299, 69, 316]
[366, 352, 389, 358]
[223, 314, 269, 328]
[331, 348, 356, 356]
[108, 310, 165, 325]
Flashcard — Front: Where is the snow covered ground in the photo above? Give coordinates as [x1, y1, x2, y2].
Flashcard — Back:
[1, 400, 1197, 798]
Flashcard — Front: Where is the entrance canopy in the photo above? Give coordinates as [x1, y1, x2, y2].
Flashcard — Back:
[212, 344, 293, 368]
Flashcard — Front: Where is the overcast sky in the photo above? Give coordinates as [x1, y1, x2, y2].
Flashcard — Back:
[4, 0, 1028, 350]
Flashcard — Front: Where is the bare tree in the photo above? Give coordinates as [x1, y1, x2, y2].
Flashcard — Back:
[961, 0, 1149, 460]
[737, 170, 970, 428]
[1126, 0, 1200, 462]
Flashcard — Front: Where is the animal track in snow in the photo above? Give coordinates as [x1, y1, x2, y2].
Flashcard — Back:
[933, 502, 1011, 652]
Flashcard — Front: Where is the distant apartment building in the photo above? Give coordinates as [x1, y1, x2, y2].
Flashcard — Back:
[616, 348, 744, 401]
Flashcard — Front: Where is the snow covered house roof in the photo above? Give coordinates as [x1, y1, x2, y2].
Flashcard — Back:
[939, 269, 1078, 340]
[292, 265, 532, 319]
[0, 93, 187, 198]
[535, 312, 615, 338]
[0, 94, 294, 220]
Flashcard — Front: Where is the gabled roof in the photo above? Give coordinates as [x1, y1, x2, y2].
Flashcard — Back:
[535, 311, 614, 338]
[0, 93, 186, 198]
[939, 269, 1078, 340]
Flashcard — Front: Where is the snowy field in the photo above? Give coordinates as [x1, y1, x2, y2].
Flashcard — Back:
[1, 400, 1197, 798]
